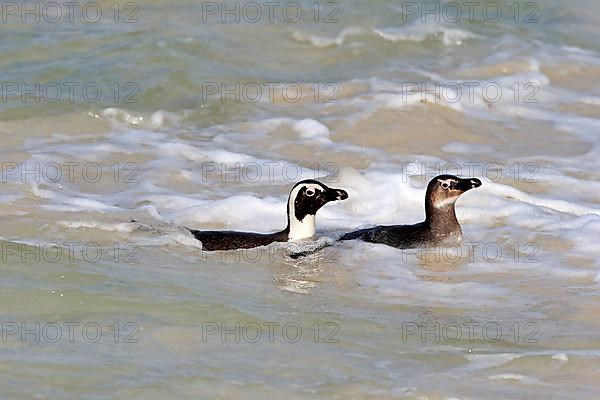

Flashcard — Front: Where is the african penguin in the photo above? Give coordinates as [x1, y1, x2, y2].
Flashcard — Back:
[189, 179, 348, 251]
[339, 174, 481, 248]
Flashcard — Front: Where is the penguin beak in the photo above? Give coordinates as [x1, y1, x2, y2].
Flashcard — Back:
[458, 177, 482, 192]
[325, 188, 348, 202]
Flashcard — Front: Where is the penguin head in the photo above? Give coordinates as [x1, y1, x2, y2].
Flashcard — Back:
[287, 179, 348, 241]
[427, 174, 482, 208]
[289, 179, 348, 221]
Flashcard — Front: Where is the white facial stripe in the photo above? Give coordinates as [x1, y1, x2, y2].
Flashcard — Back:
[287, 183, 323, 241]
[301, 183, 323, 192]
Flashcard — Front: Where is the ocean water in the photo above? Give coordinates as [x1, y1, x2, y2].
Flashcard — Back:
[1, 0, 600, 398]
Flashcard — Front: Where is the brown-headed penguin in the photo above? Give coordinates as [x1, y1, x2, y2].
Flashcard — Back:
[339, 175, 481, 248]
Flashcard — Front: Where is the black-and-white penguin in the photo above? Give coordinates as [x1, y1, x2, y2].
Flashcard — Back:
[189, 180, 348, 251]
[339, 174, 481, 248]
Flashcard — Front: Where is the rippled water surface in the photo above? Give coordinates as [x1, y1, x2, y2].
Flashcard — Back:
[1, 1, 600, 399]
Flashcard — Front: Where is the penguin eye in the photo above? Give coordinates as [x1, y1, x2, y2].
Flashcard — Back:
[305, 189, 315, 197]
[441, 182, 450, 190]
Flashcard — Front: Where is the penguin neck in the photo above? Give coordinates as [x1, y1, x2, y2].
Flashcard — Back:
[425, 197, 461, 236]
[285, 199, 316, 242]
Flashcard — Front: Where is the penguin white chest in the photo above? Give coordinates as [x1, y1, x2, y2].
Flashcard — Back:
[288, 215, 316, 242]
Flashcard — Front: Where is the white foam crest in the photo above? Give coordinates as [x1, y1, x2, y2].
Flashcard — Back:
[544, 214, 600, 261]
[236, 117, 335, 146]
[246, 117, 383, 159]
[272, 236, 335, 255]
[157, 142, 233, 163]
[554, 114, 600, 143]
[579, 96, 600, 105]
[401, 70, 549, 116]
[464, 353, 521, 370]
[291, 26, 367, 47]
[292, 119, 331, 141]
[58, 220, 137, 233]
[30, 125, 333, 186]
[372, 21, 477, 46]
[154, 140, 328, 185]
[170, 195, 284, 231]
[102, 108, 181, 130]
[291, 21, 477, 48]
[552, 353, 569, 362]
[442, 142, 495, 154]
[28, 182, 123, 212]
[488, 374, 543, 385]
[482, 182, 600, 217]
[336, 168, 424, 226]
[42, 198, 121, 212]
